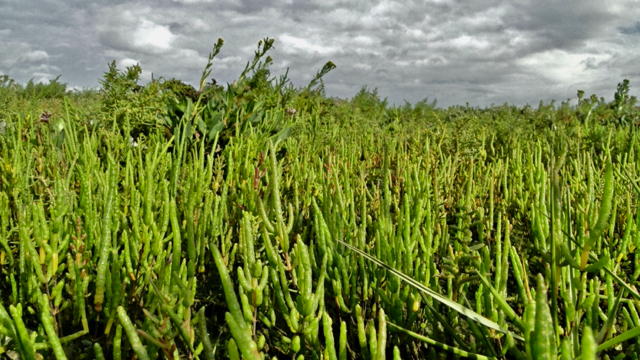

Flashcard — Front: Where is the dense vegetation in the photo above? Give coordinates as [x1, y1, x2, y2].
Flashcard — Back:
[2, 38, 640, 359]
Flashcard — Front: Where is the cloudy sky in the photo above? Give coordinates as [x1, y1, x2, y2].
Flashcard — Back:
[1, 0, 639, 108]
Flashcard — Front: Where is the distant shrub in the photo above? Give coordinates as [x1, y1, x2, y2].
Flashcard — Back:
[98, 61, 169, 137]
[0, 74, 69, 103]
[20, 76, 68, 99]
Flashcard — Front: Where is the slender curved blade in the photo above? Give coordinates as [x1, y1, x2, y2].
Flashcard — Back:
[338, 240, 524, 341]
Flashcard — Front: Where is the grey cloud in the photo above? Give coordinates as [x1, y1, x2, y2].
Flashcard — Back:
[504, 1, 616, 52]
[0, 0, 638, 107]
[582, 57, 599, 70]
[619, 22, 640, 34]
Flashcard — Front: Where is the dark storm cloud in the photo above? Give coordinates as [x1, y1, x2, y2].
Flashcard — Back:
[1, 0, 638, 107]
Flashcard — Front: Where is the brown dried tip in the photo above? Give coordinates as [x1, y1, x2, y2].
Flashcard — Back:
[40, 111, 52, 123]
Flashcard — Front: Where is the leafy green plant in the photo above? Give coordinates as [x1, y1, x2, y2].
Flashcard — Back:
[610, 79, 639, 126]
[159, 38, 335, 153]
[99, 61, 168, 138]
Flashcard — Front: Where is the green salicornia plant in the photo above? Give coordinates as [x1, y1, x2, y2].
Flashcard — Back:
[2, 45, 640, 359]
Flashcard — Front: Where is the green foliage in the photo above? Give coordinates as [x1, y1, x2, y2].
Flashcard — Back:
[352, 86, 389, 117]
[158, 38, 334, 153]
[162, 78, 203, 103]
[21, 76, 68, 100]
[611, 79, 639, 125]
[576, 79, 639, 127]
[4, 44, 640, 360]
[0, 74, 69, 102]
[98, 61, 169, 137]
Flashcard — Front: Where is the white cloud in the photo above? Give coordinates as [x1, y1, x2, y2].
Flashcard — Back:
[450, 35, 491, 50]
[172, 0, 241, 4]
[32, 71, 57, 83]
[279, 34, 338, 56]
[188, 19, 210, 32]
[133, 20, 175, 51]
[119, 58, 140, 68]
[517, 50, 613, 85]
[0, 35, 57, 83]
[354, 63, 372, 71]
[19, 50, 49, 63]
[352, 35, 376, 46]
[96, 6, 177, 55]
